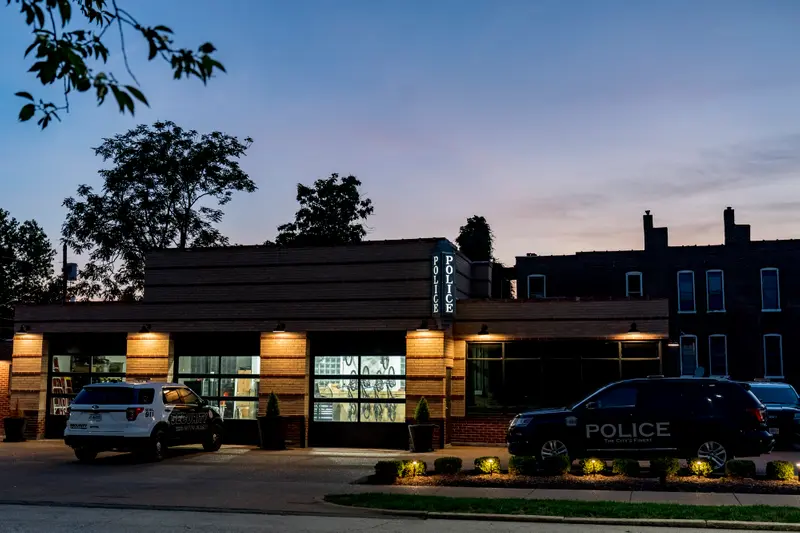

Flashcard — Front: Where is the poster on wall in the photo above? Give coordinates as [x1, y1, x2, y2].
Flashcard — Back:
[431, 251, 456, 316]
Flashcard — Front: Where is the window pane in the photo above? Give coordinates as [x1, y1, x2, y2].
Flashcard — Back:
[91, 376, 124, 385]
[765, 336, 783, 377]
[219, 377, 259, 398]
[468, 343, 502, 359]
[595, 386, 638, 408]
[208, 400, 258, 420]
[582, 360, 621, 395]
[503, 360, 542, 409]
[178, 356, 219, 375]
[51, 374, 90, 395]
[360, 403, 405, 423]
[680, 337, 698, 376]
[709, 336, 727, 376]
[627, 273, 642, 295]
[621, 342, 658, 359]
[707, 272, 724, 311]
[52, 355, 73, 373]
[361, 355, 405, 376]
[313, 356, 358, 375]
[178, 377, 220, 398]
[313, 402, 358, 422]
[621, 359, 661, 380]
[53, 355, 92, 373]
[163, 389, 181, 405]
[314, 378, 358, 399]
[219, 356, 260, 375]
[92, 355, 126, 373]
[762, 270, 780, 310]
[529, 276, 545, 298]
[678, 272, 695, 312]
[362, 378, 405, 400]
[466, 359, 503, 409]
[73, 387, 135, 405]
[179, 388, 202, 405]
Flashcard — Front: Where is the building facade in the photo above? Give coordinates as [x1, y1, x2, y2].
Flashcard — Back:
[7, 238, 669, 446]
[516, 207, 799, 387]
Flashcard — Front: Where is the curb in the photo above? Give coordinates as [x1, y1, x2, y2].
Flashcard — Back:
[348, 506, 800, 531]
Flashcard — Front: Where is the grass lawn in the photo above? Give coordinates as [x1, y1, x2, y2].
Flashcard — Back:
[325, 493, 800, 523]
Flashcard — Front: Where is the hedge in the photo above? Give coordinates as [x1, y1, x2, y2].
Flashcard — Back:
[433, 457, 462, 475]
[508, 455, 538, 476]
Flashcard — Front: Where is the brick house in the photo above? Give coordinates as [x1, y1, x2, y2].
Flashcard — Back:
[11, 238, 668, 447]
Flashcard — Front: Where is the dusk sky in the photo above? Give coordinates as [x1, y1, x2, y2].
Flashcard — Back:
[1, 0, 799, 264]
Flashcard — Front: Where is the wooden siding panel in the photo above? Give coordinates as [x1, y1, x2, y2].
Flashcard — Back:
[453, 319, 668, 338]
[456, 299, 669, 320]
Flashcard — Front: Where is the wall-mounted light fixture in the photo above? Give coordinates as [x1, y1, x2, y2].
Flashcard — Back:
[416, 319, 430, 332]
[628, 322, 639, 333]
[478, 324, 489, 335]
[667, 340, 679, 348]
[273, 322, 286, 333]
[138, 324, 152, 334]
[16, 324, 30, 335]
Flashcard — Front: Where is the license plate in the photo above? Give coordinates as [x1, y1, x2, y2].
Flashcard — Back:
[69, 423, 87, 430]
[88, 414, 102, 422]
[770, 427, 780, 435]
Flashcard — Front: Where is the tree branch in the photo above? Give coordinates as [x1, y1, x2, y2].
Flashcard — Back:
[111, 0, 139, 86]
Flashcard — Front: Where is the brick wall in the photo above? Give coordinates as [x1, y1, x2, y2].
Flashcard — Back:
[126, 333, 172, 381]
[451, 414, 512, 445]
[11, 334, 47, 439]
[0, 361, 10, 434]
[406, 331, 446, 421]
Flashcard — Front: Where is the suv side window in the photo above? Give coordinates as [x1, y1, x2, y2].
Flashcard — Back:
[163, 388, 182, 405]
[594, 385, 638, 409]
[179, 388, 202, 406]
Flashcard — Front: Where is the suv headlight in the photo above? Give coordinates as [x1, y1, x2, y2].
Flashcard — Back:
[510, 416, 532, 428]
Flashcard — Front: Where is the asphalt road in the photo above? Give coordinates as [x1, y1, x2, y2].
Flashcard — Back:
[0, 504, 764, 533]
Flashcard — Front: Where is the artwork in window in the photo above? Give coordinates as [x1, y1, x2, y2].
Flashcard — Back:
[709, 335, 727, 376]
[677, 271, 695, 312]
[761, 269, 780, 311]
[764, 335, 783, 378]
[313, 402, 359, 422]
[707, 271, 725, 311]
[359, 403, 405, 423]
[680, 336, 698, 376]
[314, 378, 358, 399]
[313, 355, 359, 376]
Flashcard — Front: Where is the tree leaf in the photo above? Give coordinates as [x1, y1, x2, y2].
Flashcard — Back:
[58, 0, 71, 25]
[124, 85, 149, 107]
[15, 92, 34, 101]
[18, 104, 36, 122]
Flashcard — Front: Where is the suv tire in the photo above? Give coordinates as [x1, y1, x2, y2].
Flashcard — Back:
[696, 440, 729, 471]
[203, 423, 223, 452]
[148, 429, 167, 462]
[74, 447, 97, 463]
[537, 438, 571, 459]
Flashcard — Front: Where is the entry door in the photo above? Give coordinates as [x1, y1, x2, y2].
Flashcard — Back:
[581, 384, 639, 454]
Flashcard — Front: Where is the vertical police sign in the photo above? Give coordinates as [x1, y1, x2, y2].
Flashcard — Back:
[432, 251, 456, 316]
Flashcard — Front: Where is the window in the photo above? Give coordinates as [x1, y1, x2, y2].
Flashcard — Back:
[677, 271, 696, 313]
[163, 388, 182, 405]
[527, 274, 546, 298]
[761, 268, 781, 311]
[49, 354, 126, 415]
[177, 355, 260, 420]
[706, 270, 725, 312]
[179, 388, 202, 406]
[764, 334, 783, 378]
[593, 385, 638, 409]
[72, 387, 153, 405]
[680, 335, 698, 376]
[312, 354, 406, 423]
[626, 272, 643, 297]
[708, 335, 727, 377]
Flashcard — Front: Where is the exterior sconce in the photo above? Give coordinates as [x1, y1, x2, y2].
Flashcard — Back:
[478, 324, 489, 335]
[138, 324, 152, 334]
[273, 322, 286, 333]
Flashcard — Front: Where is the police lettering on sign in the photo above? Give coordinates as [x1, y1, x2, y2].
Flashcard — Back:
[431, 251, 456, 316]
[586, 422, 670, 445]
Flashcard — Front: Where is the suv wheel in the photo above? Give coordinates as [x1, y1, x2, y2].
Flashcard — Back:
[203, 424, 223, 452]
[539, 439, 570, 458]
[697, 440, 728, 471]
[149, 429, 167, 462]
[74, 447, 97, 463]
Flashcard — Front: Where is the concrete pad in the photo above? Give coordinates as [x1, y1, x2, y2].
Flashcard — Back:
[433, 486, 533, 499]
[734, 493, 800, 507]
[630, 490, 739, 506]
[528, 489, 632, 502]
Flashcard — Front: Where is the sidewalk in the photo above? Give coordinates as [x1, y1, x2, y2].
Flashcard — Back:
[342, 483, 800, 507]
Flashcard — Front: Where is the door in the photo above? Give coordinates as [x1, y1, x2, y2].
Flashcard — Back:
[178, 387, 209, 444]
[579, 383, 639, 455]
[163, 387, 190, 444]
[635, 382, 680, 453]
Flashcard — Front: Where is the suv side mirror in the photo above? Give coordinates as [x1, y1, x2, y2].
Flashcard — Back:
[200, 398, 208, 406]
[585, 401, 598, 410]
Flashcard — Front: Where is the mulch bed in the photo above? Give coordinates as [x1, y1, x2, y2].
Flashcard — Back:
[360, 470, 800, 495]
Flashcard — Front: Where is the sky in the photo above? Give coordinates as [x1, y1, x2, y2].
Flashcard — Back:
[1, 0, 799, 265]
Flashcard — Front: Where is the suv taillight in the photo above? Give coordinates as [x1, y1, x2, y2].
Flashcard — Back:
[747, 407, 767, 424]
[126, 407, 144, 421]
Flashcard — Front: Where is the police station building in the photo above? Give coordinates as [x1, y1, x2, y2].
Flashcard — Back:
[9, 238, 668, 448]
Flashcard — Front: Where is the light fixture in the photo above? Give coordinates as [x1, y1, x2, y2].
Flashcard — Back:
[628, 322, 639, 333]
[478, 324, 489, 335]
[416, 319, 430, 332]
[138, 324, 152, 334]
[16, 324, 30, 335]
[667, 340, 679, 348]
[273, 322, 286, 333]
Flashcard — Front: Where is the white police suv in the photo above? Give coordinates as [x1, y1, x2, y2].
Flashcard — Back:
[64, 382, 224, 463]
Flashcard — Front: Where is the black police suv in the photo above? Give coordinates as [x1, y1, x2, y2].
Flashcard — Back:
[737, 381, 800, 450]
[507, 377, 774, 470]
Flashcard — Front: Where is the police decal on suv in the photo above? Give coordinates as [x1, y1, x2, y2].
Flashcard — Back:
[586, 421, 671, 445]
[169, 409, 213, 433]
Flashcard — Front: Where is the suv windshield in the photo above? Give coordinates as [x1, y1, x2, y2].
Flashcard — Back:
[749, 385, 798, 405]
[72, 387, 155, 405]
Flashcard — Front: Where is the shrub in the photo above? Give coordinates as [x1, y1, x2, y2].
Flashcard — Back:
[649, 457, 680, 478]
[375, 460, 405, 480]
[767, 461, 796, 481]
[540, 455, 571, 476]
[265, 392, 280, 417]
[403, 459, 427, 477]
[474, 456, 501, 474]
[689, 458, 713, 477]
[433, 457, 462, 475]
[414, 397, 431, 424]
[725, 459, 756, 479]
[580, 457, 605, 475]
[508, 455, 538, 476]
[612, 458, 641, 477]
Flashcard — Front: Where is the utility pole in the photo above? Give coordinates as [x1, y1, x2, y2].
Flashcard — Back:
[62, 243, 67, 303]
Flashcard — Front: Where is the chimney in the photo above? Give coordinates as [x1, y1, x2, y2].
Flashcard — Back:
[723, 207, 751, 246]
[643, 210, 668, 251]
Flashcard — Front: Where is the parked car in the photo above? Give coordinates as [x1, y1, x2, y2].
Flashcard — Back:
[736, 381, 800, 450]
[507, 377, 774, 470]
[64, 382, 224, 463]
